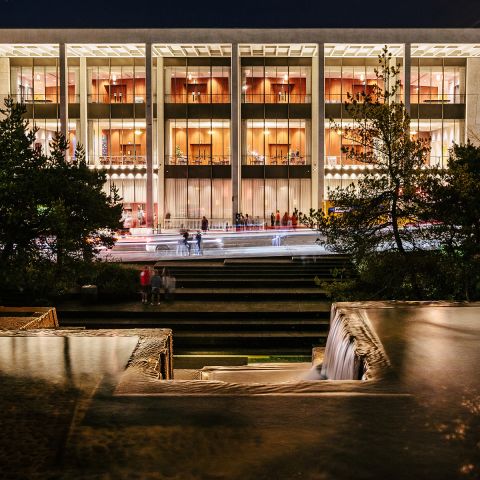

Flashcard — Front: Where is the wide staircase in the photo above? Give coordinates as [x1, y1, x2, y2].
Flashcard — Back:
[59, 254, 353, 356]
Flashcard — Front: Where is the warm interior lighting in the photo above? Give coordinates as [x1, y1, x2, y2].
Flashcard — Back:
[283, 74, 288, 81]
[207, 130, 214, 135]
[263, 130, 270, 135]
[242, 85, 248, 90]
[134, 130, 142, 135]
[411, 130, 417, 135]
[188, 73, 192, 81]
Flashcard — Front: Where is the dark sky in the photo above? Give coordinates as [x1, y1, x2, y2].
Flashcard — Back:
[0, 0, 479, 28]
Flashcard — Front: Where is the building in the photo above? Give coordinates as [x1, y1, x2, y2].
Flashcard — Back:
[1, 29, 479, 229]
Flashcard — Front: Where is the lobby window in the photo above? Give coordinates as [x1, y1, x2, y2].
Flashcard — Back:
[164, 64, 230, 104]
[241, 178, 311, 221]
[88, 119, 146, 166]
[88, 60, 146, 104]
[410, 61, 465, 104]
[242, 65, 311, 104]
[165, 119, 230, 165]
[11, 61, 59, 103]
[243, 119, 310, 165]
[165, 178, 231, 221]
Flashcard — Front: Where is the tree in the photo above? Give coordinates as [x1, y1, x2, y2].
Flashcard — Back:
[301, 47, 442, 299]
[0, 97, 122, 288]
[311, 47, 432, 260]
[422, 142, 480, 299]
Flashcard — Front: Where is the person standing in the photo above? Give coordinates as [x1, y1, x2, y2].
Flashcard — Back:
[292, 211, 298, 230]
[195, 230, 202, 255]
[270, 212, 275, 228]
[275, 210, 281, 228]
[137, 206, 144, 227]
[139, 265, 151, 304]
[150, 268, 162, 305]
[201, 216, 209, 232]
[182, 230, 191, 256]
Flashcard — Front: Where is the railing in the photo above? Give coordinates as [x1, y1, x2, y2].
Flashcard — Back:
[242, 93, 311, 104]
[163, 218, 233, 231]
[88, 93, 146, 104]
[243, 155, 310, 166]
[164, 93, 230, 104]
[325, 155, 445, 168]
[92, 155, 147, 167]
[166, 155, 231, 166]
[411, 93, 465, 104]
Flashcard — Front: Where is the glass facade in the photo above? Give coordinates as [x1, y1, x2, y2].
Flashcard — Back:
[410, 61, 465, 104]
[1, 40, 477, 227]
[87, 60, 146, 104]
[10, 60, 59, 103]
[242, 119, 310, 165]
[165, 119, 230, 165]
[242, 65, 311, 103]
[88, 119, 146, 167]
[164, 64, 229, 103]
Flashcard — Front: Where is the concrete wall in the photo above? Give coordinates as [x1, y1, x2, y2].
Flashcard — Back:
[466, 58, 480, 144]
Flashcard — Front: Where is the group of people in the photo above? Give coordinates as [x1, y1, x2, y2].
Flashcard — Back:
[177, 229, 203, 256]
[270, 210, 299, 229]
[139, 266, 176, 305]
[234, 213, 258, 230]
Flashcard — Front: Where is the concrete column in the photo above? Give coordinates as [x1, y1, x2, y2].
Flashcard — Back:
[0, 57, 10, 104]
[466, 58, 480, 145]
[312, 43, 325, 210]
[311, 49, 319, 210]
[231, 43, 240, 223]
[156, 55, 165, 224]
[145, 42, 154, 228]
[59, 43, 68, 139]
[403, 43, 411, 115]
[79, 57, 88, 157]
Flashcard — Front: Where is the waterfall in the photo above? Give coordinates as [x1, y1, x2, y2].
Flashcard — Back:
[320, 308, 364, 380]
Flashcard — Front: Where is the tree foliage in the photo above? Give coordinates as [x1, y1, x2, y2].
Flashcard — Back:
[301, 47, 480, 300]
[0, 97, 122, 295]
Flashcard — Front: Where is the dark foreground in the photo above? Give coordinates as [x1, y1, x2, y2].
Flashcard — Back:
[0, 302, 479, 479]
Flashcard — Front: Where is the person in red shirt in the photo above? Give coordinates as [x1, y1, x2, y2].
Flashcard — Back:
[139, 266, 151, 304]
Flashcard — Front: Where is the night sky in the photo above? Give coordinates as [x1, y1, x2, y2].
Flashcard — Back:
[0, 0, 479, 29]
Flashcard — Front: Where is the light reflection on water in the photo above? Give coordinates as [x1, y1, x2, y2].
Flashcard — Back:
[0, 336, 138, 388]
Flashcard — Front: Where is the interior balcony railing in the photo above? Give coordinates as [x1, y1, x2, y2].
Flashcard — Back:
[165, 155, 231, 166]
[241, 93, 311, 104]
[91, 155, 147, 167]
[410, 93, 465, 104]
[88, 93, 146, 104]
[164, 93, 230, 104]
[325, 154, 445, 169]
[243, 154, 310, 166]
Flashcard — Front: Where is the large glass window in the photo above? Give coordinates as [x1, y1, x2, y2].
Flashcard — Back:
[164, 65, 230, 104]
[410, 119, 465, 167]
[88, 119, 146, 166]
[410, 62, 465, 104]
[242, 65, 311, 103]
[241, 179, 311, 221]
[325, 121, 364, 167]
[325, 61, 395, 103]
[105, 172, 151, 226]
[165, 119, 230, 165]
[11, 61, 59, 103]
[164, 178, 231, 221]
[88, 61, 145, 103]
[243, 119, 310, 165]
